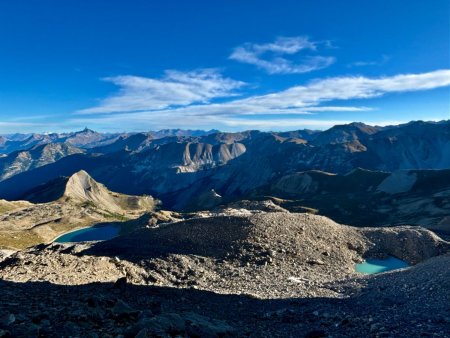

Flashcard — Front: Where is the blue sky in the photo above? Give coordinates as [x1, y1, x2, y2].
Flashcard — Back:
[0, 0, 449, 133]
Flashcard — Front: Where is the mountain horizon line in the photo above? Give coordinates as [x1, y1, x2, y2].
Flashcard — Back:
[1, 119, 449, 136]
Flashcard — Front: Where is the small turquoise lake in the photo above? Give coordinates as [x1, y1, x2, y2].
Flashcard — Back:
[355, 256, 409, 274]
[55, 225, 120, 243]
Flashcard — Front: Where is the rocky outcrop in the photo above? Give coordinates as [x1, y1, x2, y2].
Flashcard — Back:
[63, 170, 156, 213]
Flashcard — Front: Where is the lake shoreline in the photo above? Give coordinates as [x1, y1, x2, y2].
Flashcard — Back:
[54, 224, 121, 243]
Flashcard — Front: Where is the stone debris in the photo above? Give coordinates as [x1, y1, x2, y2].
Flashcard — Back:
[0, 210, 449, 337]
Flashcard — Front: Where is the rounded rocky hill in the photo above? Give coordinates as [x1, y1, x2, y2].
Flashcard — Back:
[3, 210, 448, 298]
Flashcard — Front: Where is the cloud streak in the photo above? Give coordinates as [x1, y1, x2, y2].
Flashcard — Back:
[229, 36, 335, 74]
[74, 69, 450, 131]
[79, 69, 246, 114]
[104, 69, 449, 115]
[347, 55, 391, 68]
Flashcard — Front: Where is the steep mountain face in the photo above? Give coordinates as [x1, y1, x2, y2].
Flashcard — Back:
[128, 139, 247, 179]
[20, 170, 156, 211]
[89, 133, 245, 156]
[365, 121, 450, 171]
[176, 141, 246, 172]
[0, 142, 84, 181]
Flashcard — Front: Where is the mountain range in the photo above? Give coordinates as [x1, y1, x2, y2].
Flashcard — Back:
[1, 120, 450, 232]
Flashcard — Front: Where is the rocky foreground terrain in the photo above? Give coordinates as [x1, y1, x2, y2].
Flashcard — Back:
[0, 206, 449, 337]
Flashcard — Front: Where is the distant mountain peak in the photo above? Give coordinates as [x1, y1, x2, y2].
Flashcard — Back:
[78, 127, 97, 134]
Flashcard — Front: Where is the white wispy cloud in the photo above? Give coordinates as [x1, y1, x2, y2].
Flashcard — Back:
[0, 122, 42, 127]
[347, 55, 391, 68]
[7, 114, 57, 122]
[140, 69, 450, 116]
[78, 69, 246, 114]
[0, 121, 51, 134]
[209, 117, 407, 129]
[74, 69, 450, 131]
[229, 36, 335, 74]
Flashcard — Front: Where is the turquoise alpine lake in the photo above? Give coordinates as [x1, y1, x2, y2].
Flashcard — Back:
[355, 256, 409, 274]
[55, 225, 120, 243]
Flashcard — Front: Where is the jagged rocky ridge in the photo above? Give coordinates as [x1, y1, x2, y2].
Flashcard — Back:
[0, 128, 116, 154]
[0, 128, 219, 155]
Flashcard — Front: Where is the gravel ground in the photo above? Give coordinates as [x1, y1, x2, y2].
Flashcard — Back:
[0, 210, 449, 337]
